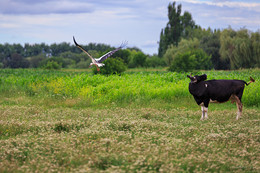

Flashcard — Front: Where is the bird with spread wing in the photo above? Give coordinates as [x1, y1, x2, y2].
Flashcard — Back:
[73, 36, 127, 71]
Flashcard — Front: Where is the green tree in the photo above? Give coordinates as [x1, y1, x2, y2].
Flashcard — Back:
[39, 57, 65, 68]
[145, 55, 166, 68]
[200, 30, 229, 69]
[163, 44, 178, 66]
[2, 43, 14, 58]
[28, 53, 47, 68]
[159, 2, 182, 57]
[163, 38, 200, 66]
[43, 60, 61, 70]
[158, 1, 196, 57]
[251, 32, 260, 68]
[232, 29, 252, 68]
[50, 43, 59, 56]
[169, 49, 212, 72]
[3, 53, 29, 68]
[220, 28, 257, 69]
[112, 49, 131, 64]
[93, 58, 127, 75]
[181, 11, 196, 38]
[128, 51, 147, 68]
[13, 43, 24, 54]
[219, 28, 236, 69]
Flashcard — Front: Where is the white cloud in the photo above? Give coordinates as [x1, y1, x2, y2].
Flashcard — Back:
[0, 0, 94, 14]
[177, 0, 260, 31]
[178, 0, 260, 12]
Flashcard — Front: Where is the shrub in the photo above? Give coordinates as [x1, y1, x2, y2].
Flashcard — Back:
[169, 49, 212, 72]
[43, 60, 62, 70]
[145, 56, 166, 68]
[128, 51, 147, 68]
[92, 58, 127, 75]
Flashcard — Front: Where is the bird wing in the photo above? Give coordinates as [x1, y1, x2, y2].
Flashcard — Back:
[73, 36, 96, 63]
[95, 41, 127, 63]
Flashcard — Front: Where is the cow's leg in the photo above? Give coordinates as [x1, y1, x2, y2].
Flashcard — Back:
[234, 95, 243, 120]
[196, 98, 206, 120]
[200, 106, 208, 120]
[203, 99, 210, 120]
[201, 106, 205, 120]
[204, 107, 208, 119]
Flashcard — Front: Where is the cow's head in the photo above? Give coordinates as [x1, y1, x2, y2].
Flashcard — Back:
[187, 74, 207, 84]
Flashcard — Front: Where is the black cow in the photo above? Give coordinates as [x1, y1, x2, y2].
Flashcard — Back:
[187, 74, 255, 120]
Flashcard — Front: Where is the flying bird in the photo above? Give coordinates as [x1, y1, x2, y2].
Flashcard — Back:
[73, 36, 127, 71]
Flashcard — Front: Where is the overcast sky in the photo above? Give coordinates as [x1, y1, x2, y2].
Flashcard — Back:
[0, 0, 260, 55]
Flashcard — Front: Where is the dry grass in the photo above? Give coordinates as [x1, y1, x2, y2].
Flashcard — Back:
[0, 101, 259, 172]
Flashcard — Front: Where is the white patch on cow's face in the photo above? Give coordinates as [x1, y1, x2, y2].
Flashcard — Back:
[205, 84, 208, 87]
[190, 77, 197, 83]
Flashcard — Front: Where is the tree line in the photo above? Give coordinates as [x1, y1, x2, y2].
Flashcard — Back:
[0, 42, 166, 68]
[0, 41, 167, 69]
[159, 1, 260, 71]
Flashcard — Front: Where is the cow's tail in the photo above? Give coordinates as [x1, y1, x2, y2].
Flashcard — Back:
[245, 76, 255, 86]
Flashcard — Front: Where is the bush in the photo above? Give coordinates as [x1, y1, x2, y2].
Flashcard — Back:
[92, 58, 127, 75]
[169, 49, 212, 72]
[43, 60, 62, 70]
[128, 51, 147, 68]
[145, 56, 166, 68]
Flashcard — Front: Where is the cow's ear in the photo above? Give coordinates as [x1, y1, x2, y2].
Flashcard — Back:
[201, 74, 207, 81]
[187, 75, 191, 78]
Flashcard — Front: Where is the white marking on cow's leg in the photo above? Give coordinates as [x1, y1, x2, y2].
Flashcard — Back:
[236, 103, 243, 120]
[201, 106, 205, 120]
[204, 107, 208, 119]
[234, 96, 243, 120]
[236, 102, 240, 120]
[236, 111, 241, 120]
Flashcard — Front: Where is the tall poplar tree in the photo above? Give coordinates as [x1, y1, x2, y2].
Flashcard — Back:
[159, 2, 181, 57]
[158, 2, 196, 57]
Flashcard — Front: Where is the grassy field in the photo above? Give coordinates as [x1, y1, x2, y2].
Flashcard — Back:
[0, 69, 259, 172]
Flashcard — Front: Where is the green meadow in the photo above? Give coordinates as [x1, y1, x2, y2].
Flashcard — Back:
[0, 69, 259, 172]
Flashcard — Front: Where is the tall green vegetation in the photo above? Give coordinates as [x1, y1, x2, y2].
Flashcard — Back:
[168, 49, 212, 72]
[0, 69, 259, 107]
[164, 38, 200, 66]
[220, 28, 260, 69]
[159, 1, 260, 71]
[158, 2, 196, 57]
[158, 2, 215, 71]
[0, 42, 166, 71]
[128, 51, 147, 68]
[92, 58, 127, 75]
[200, 30, 230, 70]
[251, 32, 260, 66]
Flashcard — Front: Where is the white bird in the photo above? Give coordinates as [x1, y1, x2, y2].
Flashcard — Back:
[73, 36, 127, 71]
